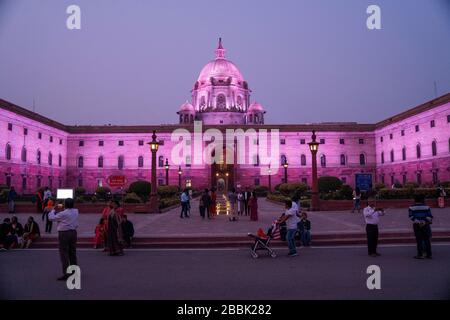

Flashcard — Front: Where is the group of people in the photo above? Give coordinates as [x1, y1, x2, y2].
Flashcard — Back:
[0, 216, 41, 250]
[95, 200, 135, 256]
[362, 194, 434, 259]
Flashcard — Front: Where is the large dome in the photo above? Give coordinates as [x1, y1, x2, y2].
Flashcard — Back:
[196, 39, 245, 85]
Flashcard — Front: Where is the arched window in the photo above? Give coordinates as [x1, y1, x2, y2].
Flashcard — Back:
[254, 114, 259, 123]
[138, 156, 144, 168]
[200, 96, 206, 109]
[431, 140, 437, 156]
[216, 94, 226, 109]
[280, 155, 287, 165]
[58, 154, 62, 167]
[249, 114, 253, 123]
[449, 138, 450, 152]
[179, 114, 183, 124]
[48, 152, 53, 166]
[190, 114, 194, 123]
[301, 154, 306, 166]
[98, 156, 103, 168]
[158, 156, 164, 167]
[21, 147, 27, 162]
[390, 150, 394, 162]
[77, 156, 84, 168]
[402, 147, 406, 161]
[253, 154, 259, 167]
[359, 154, 366, 165]
[186, 155, 191, 167]
[118, 156, 124, 170]
[184, 114, 189, 123]
[37, 150, 41, 164]
[5, 144, 12, 160]
[381, 152, 384, 164]
[320, 154, 326, 168]
[416, 144, 421, 159]
[340, 154, 346, 166]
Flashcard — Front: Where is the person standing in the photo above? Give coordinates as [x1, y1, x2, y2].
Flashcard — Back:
[7, 187, 17, 214]
[249, 192, 259, 221]
[36, 189, 44, 213]
[106, 201, 124, 256]
[121, 215, 134, 248]
[180, 189, 189, 218]
[209, 188, 217, 218]
[199, 189, 211, 219]
[237, 191, 244, 215]
[299, 212, 312, 247]
[43, 187, 52, 207]
[363, 199, 385, 257]
[93, 218, 106, 249]
[42, 197, 55, 233]
[352, 187, 361, 213]
[278, 200, 300, 257]
[243, 188, 250, 216]
[48, 198, 79, 280]
[228, 188, 238, 221]
[409, 194, 433, 259]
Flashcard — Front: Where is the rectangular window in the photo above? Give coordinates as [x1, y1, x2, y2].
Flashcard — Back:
[401, 130, 405, 136]
[389, 134, 393, 140]
[138, 140, 144, 146]
[415, 125, 419, 132]
[7, 123, 12, 131]
[380, 137, 383, 143]
[158, 179, 164, 186]
[320, 139, 325, 144]
[280, 138, 286, 145]
[22, 176, 27, 190]
[430, 120, 435, 128]
[254, 178, 260, 186]
[59, 139, 63, 145]
[447, 115, 450, 123]
[301, 178, 307, 185]
[359, 138, 364, 144]
[339, 139, 345, 145]
[300, 139, 305, 145]
[24, 128, 28, 135]
[118, 140, 124, 146]
[50, 136, 53, 143]
[38, 132, 42, 139]
[341, 177, 347, 184]
[99, 140, 104, 146]
[79, 140, 84, 147]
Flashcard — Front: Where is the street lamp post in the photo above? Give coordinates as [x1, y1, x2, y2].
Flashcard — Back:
[268, 165, 272, 193]
[178, 166, 182, 190]
[147, 130, 159, 213]
[308, 130, 320, 211]
[283, 161, 289, 184]
[164, 158, 170, 185]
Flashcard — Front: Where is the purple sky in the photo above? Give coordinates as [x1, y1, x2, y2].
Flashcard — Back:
[0, 0, 449, 126]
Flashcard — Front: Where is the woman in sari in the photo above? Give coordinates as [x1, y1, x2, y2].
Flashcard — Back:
[106, 201, 124, 256]
[249, 192, 258, 221]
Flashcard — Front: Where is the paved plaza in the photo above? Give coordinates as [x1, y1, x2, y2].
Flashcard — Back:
[1, 244, 450, 299]
[1, 198, 450, 239]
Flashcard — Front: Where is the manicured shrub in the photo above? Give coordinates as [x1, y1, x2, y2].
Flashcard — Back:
[440, 181, 450, 188]
[253, 186, 269, 197]
[404, 182, 419, 189]
[267, 193, 290, 203]
[128, 180, 151, 200]
[318, 176, 343, 193]
[278, 182, 308, 198]
[374, 183, 385, 191]
[95, 186, 111, 199]
[123, 192, 142, 203]
[159, 197, 180, 209]
[75, 187, 86, 197]
[157, 185, 179, 198]
[338, 184, 353, 200]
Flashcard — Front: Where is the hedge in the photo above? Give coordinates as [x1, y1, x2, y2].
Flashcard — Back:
[278, 182, 308, 198]
[157, 185, 179, 198]
[318, 176, 343, 193]
[253, 186, 269, 197]
[377, 188, 450, 200]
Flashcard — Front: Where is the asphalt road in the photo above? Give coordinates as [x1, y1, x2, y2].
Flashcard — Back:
[1, 244, 449, 300]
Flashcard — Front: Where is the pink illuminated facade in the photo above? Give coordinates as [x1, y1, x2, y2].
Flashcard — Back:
[1, 40, 450, 194]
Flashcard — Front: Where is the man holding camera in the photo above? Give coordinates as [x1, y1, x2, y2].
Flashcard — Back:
[48, 198, 79, 281]
[363, 198, 385, 257]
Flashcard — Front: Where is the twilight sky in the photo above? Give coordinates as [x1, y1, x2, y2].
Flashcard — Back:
[0, 0, 449, 126]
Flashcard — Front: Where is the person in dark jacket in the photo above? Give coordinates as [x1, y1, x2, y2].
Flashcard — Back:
[10, 216, 24, 247]
[0, 218, 18, 249]
[299, 212, 312, 246]
[121, 215, 134, 248]
[199, 189, 211, 219]
[409, 194, 433, 259]
[7, 187, 17, 213]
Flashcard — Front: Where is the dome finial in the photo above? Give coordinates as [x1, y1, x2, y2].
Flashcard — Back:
[215, 37, 226, 59]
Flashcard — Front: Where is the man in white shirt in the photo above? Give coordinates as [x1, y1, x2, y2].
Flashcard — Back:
[278, 200, 300, 257]
[48, 198, 79, 280]
[363, 198, 385, 257]
[43, 187, 52, 202]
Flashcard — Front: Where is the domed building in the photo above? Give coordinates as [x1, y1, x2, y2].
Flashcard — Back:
[182, 38, 263, 125]
[0, 39, 449, 198]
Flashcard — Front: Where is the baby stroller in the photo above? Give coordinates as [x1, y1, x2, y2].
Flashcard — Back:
[247, 221, 280, 259]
